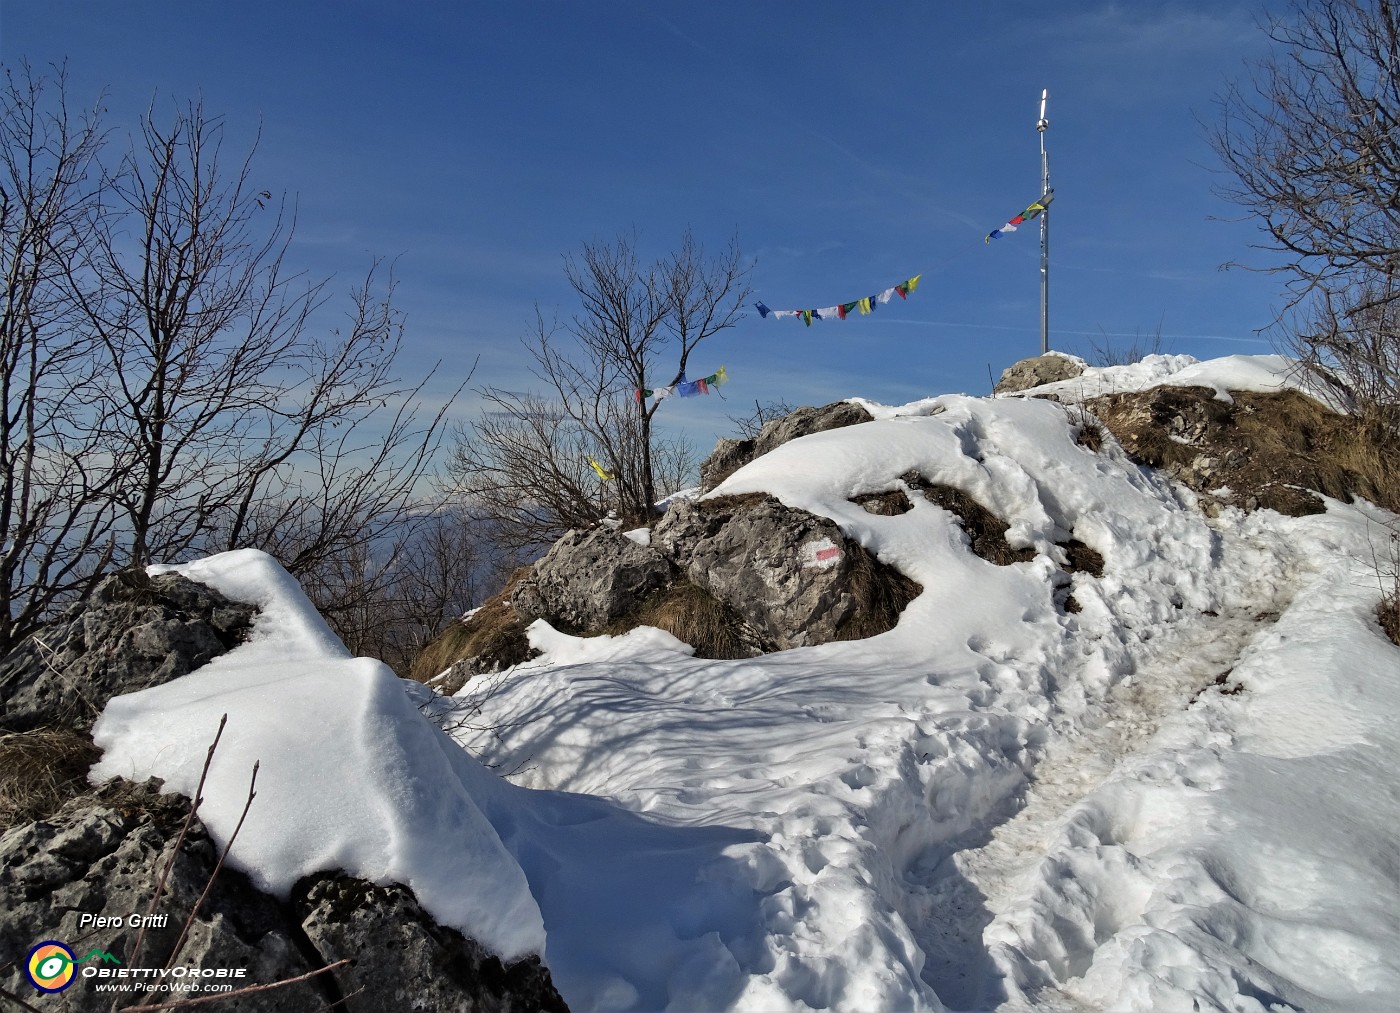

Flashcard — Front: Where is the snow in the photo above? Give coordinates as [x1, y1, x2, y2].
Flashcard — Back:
[1002, 351, 1337, 407]
[90, 549, 546, 962]
[87, 354, 1400, 1011]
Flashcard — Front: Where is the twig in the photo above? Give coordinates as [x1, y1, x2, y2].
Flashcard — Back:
[144, 760, 259, 993]
[129, 714, 226, 968]
[0, 982, 45, 1012]
[116, 959, 353, 1011]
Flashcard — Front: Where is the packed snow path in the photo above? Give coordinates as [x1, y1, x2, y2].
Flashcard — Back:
[915, 607, 1279, 1010]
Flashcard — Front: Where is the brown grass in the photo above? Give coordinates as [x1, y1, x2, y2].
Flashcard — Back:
[0, 727, 101, 833]
[1062, 539, 1105, 577]
[1076, 419, 1105, 452]
[905, 473, 1036, 566]
[1090, 387, 1400, 517]
[605, 580, 754, 659]
[1379, 591, 1400, 647]
[407, 567, 536, 686]
[833, 545, 924, 641]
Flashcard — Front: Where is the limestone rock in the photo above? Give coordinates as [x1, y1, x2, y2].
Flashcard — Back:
[512, 526, 671, 631]
[0, 571, 257, 733]
[297, 874, 568, 1013]
[700, 401, 873, 491]
[993, 353, 1085, 395]
[655, 494, 872, 651]
[0, 780, 325, 1012]
[0, 779, 568, 1012]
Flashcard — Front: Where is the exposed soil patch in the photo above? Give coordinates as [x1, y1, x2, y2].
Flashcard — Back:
[1088, 386, 1400, 516]
[1188, 668, 1246, 705]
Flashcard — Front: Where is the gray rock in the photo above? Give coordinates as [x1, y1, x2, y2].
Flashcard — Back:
[0, 779, 568, 1012]
[0, 571, 257, 733]
[700, 401, 873, 491]
[512, 526, 671, 631]
[298, 874, 568, 1012]
[654, 494, 867, 651]
[993, 354, 1085, 395]
[0, 780, 326, 1012]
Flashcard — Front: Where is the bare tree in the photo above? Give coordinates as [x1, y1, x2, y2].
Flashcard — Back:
[1292, 276, 1400, 427]
[301, 506, 500, 676]
[1213, 0, 1400, 305]
[1212, 0, 1400, 417]
[0, 63, 117, 653]
[78, 100, 463, 573]
[450, 230, 749, 548]
[1, 75, 466, 660]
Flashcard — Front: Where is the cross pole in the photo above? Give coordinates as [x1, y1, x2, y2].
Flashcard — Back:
[1038, 89, 1051, 355]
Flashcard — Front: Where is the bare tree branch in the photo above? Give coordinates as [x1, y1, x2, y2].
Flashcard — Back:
[449, 230, 750, 548]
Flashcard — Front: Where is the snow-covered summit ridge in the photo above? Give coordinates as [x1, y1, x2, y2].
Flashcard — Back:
[89, 354, 1399, 1011]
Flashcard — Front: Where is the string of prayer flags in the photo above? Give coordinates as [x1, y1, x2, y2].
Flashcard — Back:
[985, 191, 1053, 243]
[635, 366, 729, 403]
[588, 458, 615, 481]
[754, 275, 921, 326]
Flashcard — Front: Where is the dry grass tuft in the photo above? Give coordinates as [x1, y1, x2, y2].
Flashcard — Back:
[606, 580, 753, 659]
[0, 727, 101, 833]
[407, 567, 537, 687]
[1062, 539, 1106, 577]
[1076, 419, 1105, 452]
[1379, 591, 1400, 647]
[833, 546, 924, 642]
[1375, 523, 1400, 648]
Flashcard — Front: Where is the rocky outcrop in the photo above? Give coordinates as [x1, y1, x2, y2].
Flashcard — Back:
[1083, 386, 1379, 517]
[298, 875, 566, 1013]
[700, 401, 873, 491]
[0, 779, 567, 1012]
[512, 527, 670, 631]
[0, 575, 569, 1012]
[410, 402, 926, 680]
[653, 493, 920, 652]
[0, 570, 256, 733]
[993, 353, 1084, 395]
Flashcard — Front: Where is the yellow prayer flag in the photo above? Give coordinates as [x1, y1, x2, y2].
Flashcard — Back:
[907, 274, 922, 293]
[588, 457, 615, 481]
[858, 297, 872, 315]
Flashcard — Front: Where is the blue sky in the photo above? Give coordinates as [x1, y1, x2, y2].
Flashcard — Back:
[3, 1, 1292, 453]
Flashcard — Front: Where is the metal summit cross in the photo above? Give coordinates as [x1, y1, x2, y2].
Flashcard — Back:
[1038, 88, 1051, 355]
